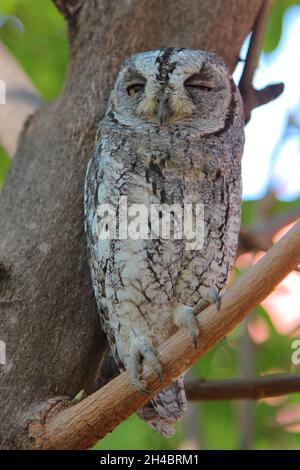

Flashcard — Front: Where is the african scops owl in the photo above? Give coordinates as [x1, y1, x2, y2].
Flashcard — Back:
[84, 48, 244, 436]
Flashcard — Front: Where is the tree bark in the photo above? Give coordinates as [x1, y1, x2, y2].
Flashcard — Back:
[0, 0, 262, 449]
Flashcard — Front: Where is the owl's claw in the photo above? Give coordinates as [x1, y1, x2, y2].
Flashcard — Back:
[128, 335, 163, 393]
[194, 287, 221, 315]
[173, 305, 199, 348]
[173, 288, 221, 348]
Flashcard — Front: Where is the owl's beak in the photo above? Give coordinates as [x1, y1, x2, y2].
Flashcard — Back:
[156, 94, 171, 125]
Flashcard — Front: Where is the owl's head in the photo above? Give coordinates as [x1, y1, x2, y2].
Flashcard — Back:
[108, 48, 240, 133]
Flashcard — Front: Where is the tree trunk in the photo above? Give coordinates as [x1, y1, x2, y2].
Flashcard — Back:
[0, 0, 262, 449]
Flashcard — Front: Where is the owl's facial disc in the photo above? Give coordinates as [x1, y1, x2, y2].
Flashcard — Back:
[132, 64, 226, 126]
[136, 83, 195, 125]
[111, 50, 233, 131]
[120, 65, 198, 125]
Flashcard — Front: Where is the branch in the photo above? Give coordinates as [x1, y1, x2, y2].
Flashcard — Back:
[185, 375, 300, 401]
[27, 219, 300, 450]
[0, 42, 41, 156]
[238, 205, 300, 255]
[239, 0, 284, 122]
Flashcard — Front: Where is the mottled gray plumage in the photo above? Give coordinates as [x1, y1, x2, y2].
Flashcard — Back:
[84, 48, 244, 436]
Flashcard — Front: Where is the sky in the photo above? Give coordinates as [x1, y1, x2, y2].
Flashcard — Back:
[234, 6, 300, 201]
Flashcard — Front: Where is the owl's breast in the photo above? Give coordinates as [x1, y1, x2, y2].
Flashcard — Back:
[98, 124, 238, 215]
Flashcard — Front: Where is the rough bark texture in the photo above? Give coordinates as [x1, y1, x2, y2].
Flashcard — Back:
[0, 0, 262, 449]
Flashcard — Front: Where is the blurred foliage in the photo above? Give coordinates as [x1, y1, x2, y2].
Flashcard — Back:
[1, 0, 300, 451]
[264, 0, 300, 53]
[0, 146, 10, 191]
[0, 0, 67, 100]
[0, 13, 24, 32]
[94, 414, 184, 451]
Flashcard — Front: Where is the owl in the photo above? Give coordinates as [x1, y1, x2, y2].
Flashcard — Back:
[84, 48, 244, 436]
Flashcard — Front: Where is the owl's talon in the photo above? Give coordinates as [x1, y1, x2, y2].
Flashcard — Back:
[128, 335, 163, 392]
[173, 305, 199, 347]
[130, 359, 150, 394]
[131, 374, 150, 394]
[208, 287, 221, 310]
[155, 366, 163, 383]
[194, 287, 221, 315]
[191, 331, 198, 349]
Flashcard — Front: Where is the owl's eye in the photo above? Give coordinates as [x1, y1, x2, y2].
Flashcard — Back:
[188, 85, 212, 92]
[184, 73, 213, 92]
[127, 84, 145, 96]
[184, 82, 213, 92]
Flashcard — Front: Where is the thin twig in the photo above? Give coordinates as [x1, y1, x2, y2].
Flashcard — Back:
[240, 0, 273, 90]
[238, 205, 300, 255]
[185, 374, 300, 401]
[239, 0, 284, 122]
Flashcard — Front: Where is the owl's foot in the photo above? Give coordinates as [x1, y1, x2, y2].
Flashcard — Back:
[194, 287, 221, 315]
[173, 288, 221, 348]
[128, 334, 163, 394]
[173, 305, 199, 348]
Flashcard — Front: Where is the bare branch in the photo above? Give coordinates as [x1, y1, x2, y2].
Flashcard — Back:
[239, 0, 284, 122]
[27, 219, 300, 450]
[238, 205, 300, 254]
[0, 42, 41, 157]
[185, 374, 300, 401]
[241, 0, 273, 89]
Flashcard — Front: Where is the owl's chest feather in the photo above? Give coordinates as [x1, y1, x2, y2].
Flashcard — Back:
[99, 126, 229, 208]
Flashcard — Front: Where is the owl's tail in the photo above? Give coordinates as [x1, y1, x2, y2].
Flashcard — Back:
[137, 377, 187, 437]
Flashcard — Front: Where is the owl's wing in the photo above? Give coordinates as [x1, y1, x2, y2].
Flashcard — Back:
[174, 146, 242, 308]
[84, 147, 123, 366]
